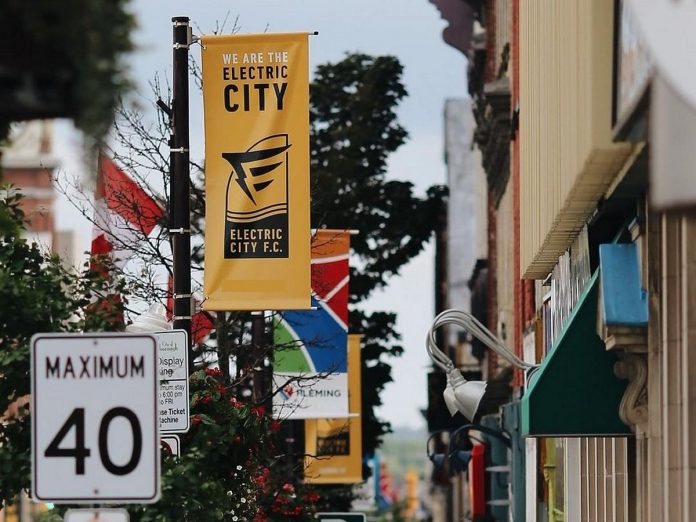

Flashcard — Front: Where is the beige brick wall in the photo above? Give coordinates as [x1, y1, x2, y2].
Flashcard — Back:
[642, 211, 696, 522]
[578, 437, 629, 522]
[569, 209, 696, 522]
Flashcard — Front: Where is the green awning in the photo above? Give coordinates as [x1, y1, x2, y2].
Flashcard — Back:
[521, 272, 631, 437]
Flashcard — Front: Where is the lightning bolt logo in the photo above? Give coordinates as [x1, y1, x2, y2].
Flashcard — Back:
[223, 134, 291, 259]
[222, 135, 291, 205]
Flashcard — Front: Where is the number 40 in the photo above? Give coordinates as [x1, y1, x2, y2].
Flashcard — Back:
[45, 407, 143, 476]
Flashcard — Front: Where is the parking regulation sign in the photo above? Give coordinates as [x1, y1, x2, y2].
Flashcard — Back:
[31, 333, 160, 503]
[153, 330, 189, 433]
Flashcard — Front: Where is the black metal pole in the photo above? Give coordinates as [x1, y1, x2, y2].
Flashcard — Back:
[286, 421, 295, 480]
[170, 16, 193, 373]
[250, 312, 266, 398]
[251, 312, 273, 415]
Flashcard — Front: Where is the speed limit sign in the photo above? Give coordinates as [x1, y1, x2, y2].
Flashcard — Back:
[31, 334, 160, 503]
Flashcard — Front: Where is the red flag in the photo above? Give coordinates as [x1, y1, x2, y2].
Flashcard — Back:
[89, 156, 164, 326]
[91, 155, 164, 269]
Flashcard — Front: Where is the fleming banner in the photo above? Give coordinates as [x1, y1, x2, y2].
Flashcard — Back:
[273, 230, 351, 419]
[201, 33, 311, 311]
[304, 334, 363, 484]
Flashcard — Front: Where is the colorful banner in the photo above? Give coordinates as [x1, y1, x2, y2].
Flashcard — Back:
[304, 334, 363, 484]
[200, 33, 311, 311]
[273, 230, 350, 418]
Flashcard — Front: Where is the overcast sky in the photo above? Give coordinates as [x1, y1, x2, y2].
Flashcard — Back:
[53, 0, 469, 430]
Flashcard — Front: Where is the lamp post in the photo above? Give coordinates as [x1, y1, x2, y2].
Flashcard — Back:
[426, 309, 538, 420]
[170, 16, 193, 374]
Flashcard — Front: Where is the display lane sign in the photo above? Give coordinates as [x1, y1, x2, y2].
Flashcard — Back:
[316, 514, 366, 522]
[154, 330, 189, 433]
[32, 333, 160, 503]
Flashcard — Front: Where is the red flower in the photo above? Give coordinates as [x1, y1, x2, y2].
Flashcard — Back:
[215, 383, 226, 394]
[205, 367, 223, 377]
[200, 394, 212, 404]
[251, 405, 266, 417]
[269, 419, 281, 432]
[281, 482, 294, 493]
[191, 415, 202, 425]
[229, 397, 242, 408]
[303, 492, 320, 503]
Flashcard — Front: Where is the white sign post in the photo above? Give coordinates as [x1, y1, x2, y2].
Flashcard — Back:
[32, 333, 160, 503]
[64, 508, 129, 522]
[153, 330, 190, 433]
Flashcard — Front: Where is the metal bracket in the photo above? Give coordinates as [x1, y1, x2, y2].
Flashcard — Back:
[172, 20, 193, 45]
[156, 98, 173, 119]
[170, 147, 189, 153]
[169, 228, 191, 235]
[174, 293, 193, 299]
[172, 315, 192, 321]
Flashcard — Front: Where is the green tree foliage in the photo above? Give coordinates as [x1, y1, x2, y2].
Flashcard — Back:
[309, 53, 446, 457]
[0, 188, 125, 508]
[123, 368, 320, 522]
[1, 0, 135, 146]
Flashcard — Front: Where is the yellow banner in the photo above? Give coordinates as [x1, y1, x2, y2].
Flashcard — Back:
[201, 33, 311, 311]
[304, 335, 363, 484]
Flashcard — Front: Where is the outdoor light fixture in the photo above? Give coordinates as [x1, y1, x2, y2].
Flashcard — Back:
[426, 424, 511, 475]
[426, 309, 538, 420]
[446, 425, 474, 474]
[426, 430, 449, 469]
